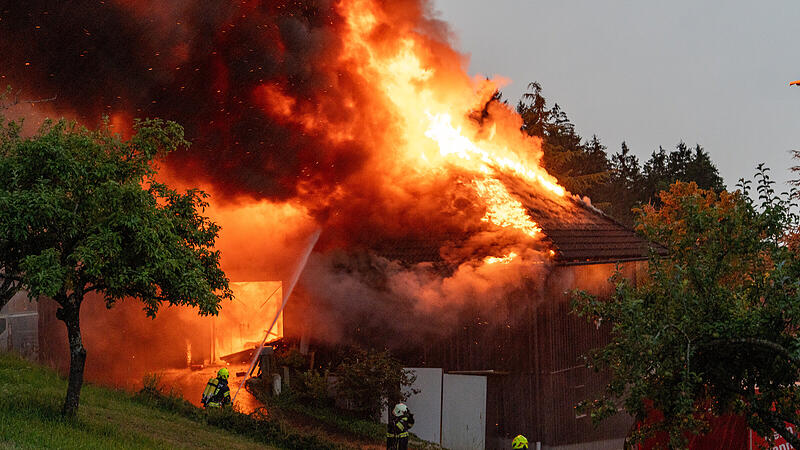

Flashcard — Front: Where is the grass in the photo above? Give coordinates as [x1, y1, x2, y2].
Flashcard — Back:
[0, 352, 278, 449]
[258, 388, 385, 441]
[246, 378, 440, 449]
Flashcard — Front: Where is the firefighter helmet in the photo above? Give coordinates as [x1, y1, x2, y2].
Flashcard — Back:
[217, 367, 230, 380]
[392, 403, 408, 417]
[512, 434, 529, 449]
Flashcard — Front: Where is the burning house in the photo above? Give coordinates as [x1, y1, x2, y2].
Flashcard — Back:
[284, 181, 662, 449]
[4, 0, 665, 447]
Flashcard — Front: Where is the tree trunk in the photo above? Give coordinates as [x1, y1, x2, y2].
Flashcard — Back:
[59, 303, 86, 417]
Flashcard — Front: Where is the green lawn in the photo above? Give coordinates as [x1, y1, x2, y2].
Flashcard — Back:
[0, 353, 276, 449]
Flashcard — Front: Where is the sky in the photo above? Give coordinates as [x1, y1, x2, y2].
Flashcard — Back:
[431, 0, 800, 193]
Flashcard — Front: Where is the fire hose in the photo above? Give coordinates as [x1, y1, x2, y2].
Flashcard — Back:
[231, 228, 321, 404]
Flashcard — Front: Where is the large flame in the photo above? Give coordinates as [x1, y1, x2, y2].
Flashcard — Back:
[338, 0, 564, 250]
[249, 0, 567, 249]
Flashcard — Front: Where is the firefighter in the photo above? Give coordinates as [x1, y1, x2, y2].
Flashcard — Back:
[512, 434, 529, 449]
[201, 367, 232, 408]
[386, 402, 414, 450]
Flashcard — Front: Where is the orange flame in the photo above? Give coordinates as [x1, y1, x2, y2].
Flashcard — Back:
[484, 251, 518, 265]
[474, 178, 541, 237]
[331, 0, 566, 240]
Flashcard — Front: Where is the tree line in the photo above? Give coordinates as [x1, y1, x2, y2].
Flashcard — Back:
[514, 82, 725, 225]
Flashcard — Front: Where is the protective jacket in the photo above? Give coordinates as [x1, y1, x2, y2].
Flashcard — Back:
[201, 377, 231, 408]
[386, 412, 414, 450]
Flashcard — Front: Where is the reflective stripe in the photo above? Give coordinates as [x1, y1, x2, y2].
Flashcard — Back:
[386, 433, 397, 438]
[398, 432, 409, 438]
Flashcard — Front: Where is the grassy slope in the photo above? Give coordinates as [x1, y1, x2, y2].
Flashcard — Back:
[246, 379, 438, 450]
[0, 353, 275, 450]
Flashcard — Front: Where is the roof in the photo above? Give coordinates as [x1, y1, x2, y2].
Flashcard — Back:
[502, 174, 666, 263]
[374, 173, 665, 267]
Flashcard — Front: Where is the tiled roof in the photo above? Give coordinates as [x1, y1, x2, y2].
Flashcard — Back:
[374, 174, 665, 266]
[502, 174, 666, 263]
[543, 227, 657, 262]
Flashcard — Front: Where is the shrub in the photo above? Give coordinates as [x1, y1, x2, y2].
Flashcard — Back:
[136, 375, 339, 449]
[332, 348, 417, 420]
[294, 369, 332, 406]
[276, 347, 309, 371]
[205, 407, 337, 450]
[135, 372, 202, 420]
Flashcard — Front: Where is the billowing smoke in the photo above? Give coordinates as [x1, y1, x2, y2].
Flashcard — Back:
[1, 0, 368, 200]
[296, 242, 551, 348]
[3, 0, 568, 369]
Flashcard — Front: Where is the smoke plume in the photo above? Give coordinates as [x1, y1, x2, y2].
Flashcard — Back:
[3, 0, 570, 366]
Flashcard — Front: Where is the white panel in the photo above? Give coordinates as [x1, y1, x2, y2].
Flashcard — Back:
[403, 368, 443, 444]
[442, 374, 486, 450]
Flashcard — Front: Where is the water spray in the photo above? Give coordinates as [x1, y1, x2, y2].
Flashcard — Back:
[231, 228, 321, 404]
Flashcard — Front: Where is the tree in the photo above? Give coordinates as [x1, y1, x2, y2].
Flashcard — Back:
[574, 169, 800, 448]
[0, 116, 232, 416]
[642, 142, 725, 207]
[517, 82, 608, 195]
[603, 141, 644, 226]
[600, 141, 726, 227]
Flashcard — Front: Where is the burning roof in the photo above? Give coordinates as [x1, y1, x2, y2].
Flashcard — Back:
[2, 0, 664, 348]
[503, 174, 666, 263]
[376, 174, 663, 268]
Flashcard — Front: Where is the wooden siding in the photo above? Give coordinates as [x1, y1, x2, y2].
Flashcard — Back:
[415, 261, 644, 447]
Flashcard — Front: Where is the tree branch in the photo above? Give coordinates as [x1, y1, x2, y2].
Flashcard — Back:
[0, 272, 23, 310]
[702, 338, 796, 363]
[0, 88, 57, 110]
[655, 323, 693, 373]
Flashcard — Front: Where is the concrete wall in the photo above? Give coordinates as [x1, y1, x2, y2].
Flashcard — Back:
[442, 374, 486, 450]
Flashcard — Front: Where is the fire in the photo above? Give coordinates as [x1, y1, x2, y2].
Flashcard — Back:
[333, 0, 565, 240]
[484, 252, 518, 265]
[424, 112, 565, 197]
[212, 281, 283, 360]
[474, 178, 541, 237]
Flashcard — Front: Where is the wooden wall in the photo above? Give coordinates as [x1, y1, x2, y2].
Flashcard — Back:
[417, 260, 645, 447]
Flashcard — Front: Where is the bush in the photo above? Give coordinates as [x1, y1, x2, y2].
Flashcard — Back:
[332, 348, 416, 420]
[205, 407, 337, 450]
[276, 347, 308, 371]
[135, 372, 204, 420]
[294, 369, 332, 406]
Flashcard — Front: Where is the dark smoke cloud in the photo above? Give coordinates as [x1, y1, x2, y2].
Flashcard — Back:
[0, 0, 485, 252]
[0, 0, 374, 201]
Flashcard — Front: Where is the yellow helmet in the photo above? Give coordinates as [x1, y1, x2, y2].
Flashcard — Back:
[512, 434, 529, 449]
[217, 367, 229, 380]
